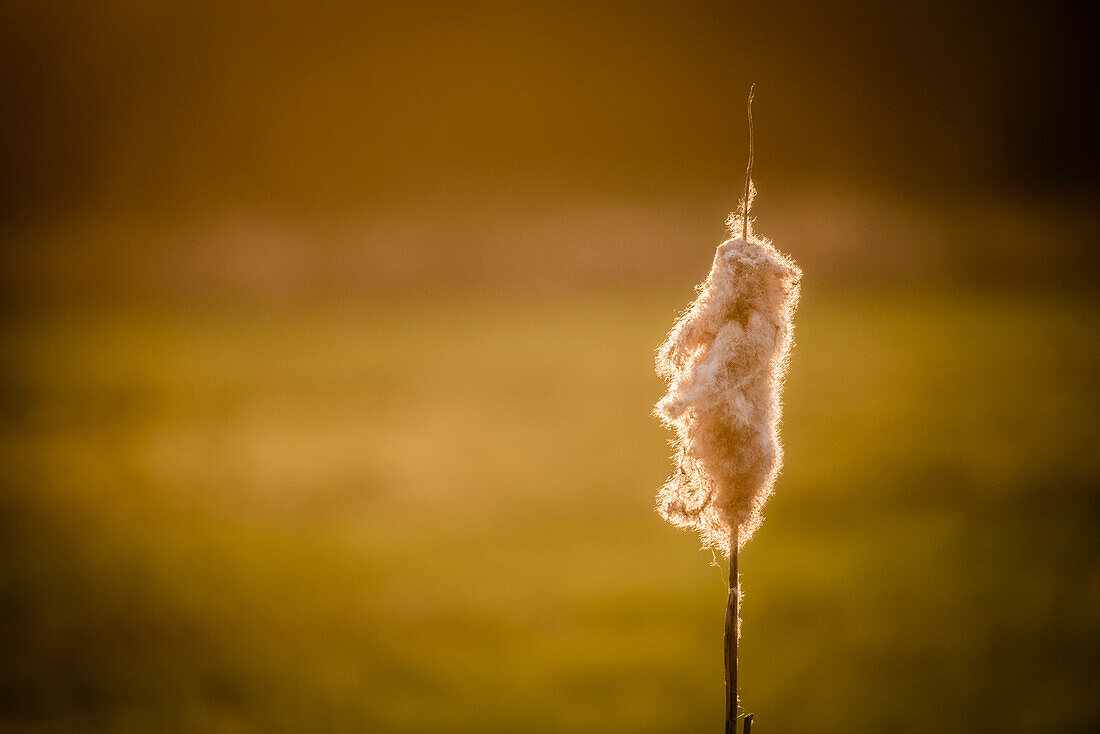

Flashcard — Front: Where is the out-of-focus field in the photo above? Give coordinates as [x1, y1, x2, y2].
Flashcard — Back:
[2, 290, 1098, 733]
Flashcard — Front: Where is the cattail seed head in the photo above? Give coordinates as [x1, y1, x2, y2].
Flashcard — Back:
[655, 232, 801, 554]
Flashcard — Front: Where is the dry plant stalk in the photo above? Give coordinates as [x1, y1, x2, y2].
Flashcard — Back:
[653, 86, 800, 732]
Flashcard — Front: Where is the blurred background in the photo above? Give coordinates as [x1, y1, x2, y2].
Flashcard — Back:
[1, 1, 1097, 732]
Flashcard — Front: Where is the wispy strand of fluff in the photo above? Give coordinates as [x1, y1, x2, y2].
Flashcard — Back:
[654, 222, 801, 555]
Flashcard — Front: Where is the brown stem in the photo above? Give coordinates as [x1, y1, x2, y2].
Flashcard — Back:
[724, 526, 739, 734]
[741, 84, 755, 241]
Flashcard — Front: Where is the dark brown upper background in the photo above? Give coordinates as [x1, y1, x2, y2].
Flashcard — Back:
[1, 0, 1096, 301]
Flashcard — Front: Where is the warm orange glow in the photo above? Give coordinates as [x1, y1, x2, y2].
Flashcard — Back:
[1, 2, 1096, 732]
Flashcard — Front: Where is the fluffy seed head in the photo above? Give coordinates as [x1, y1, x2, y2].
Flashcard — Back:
[654, 232, 801, 554]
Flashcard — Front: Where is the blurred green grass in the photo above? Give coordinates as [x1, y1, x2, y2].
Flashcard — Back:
[2, 290, 1098, 733]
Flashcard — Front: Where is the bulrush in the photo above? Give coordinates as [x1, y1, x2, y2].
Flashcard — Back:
[653, 86, 800, 734]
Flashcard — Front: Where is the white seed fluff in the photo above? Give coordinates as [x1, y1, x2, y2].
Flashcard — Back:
[655, 231, 801, 555]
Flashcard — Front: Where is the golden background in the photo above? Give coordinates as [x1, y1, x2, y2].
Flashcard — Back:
[1, 2, 1097, 732]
